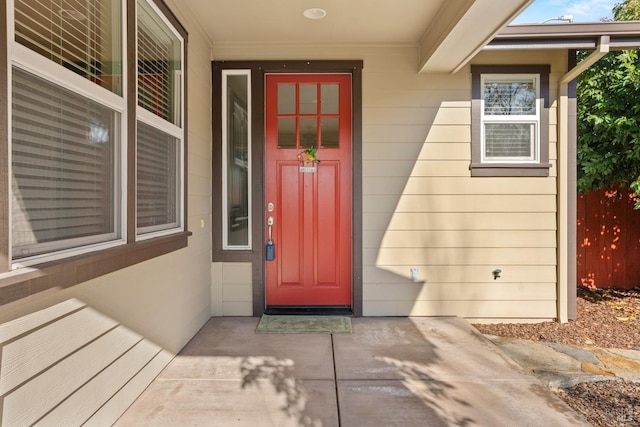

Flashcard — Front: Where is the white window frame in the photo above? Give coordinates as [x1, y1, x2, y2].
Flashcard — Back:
[480, 74, 540, 164]
[222, 69, 252, 250]
[135, 0, 185, 240]
[8, 1, 128, 268]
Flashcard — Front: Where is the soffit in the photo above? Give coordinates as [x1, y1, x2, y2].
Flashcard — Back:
[182, 0, 532, 73]
[184, 0, 444, 44]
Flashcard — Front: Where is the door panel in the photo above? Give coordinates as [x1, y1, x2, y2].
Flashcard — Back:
[265, 74, 352, 306]
[278, 162, 303, 285]
[316, 163, 339, 285]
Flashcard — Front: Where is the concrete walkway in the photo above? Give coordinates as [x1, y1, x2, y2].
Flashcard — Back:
[115, 317, 588, 426]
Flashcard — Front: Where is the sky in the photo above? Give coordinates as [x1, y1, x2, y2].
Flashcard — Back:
[511, 0, 618, 24]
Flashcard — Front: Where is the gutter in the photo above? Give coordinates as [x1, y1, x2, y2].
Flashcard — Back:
[561, 36, 610, 83]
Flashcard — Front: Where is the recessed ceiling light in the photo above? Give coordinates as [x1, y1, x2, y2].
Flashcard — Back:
[303, 8, 327, 20]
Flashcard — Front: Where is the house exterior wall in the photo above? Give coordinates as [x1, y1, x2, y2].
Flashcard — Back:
[212, 262, 253, 316]
[212, 44, 567, 321]
[0, 2, 213, 425]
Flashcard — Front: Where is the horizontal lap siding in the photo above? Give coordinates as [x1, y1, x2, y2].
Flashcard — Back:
[212, 45, 565, 320]
[0, 301, 173, 426]
[218, 262, 253, 316]
[364, 300, 556, 317]
[211, 261, 253, 317]
[361, 49, 562, 319]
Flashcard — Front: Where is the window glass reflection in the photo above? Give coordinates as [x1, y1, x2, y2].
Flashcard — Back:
[321, 84, 339, 114]
[299, 117, 317, 148]
[300, 84, 317, 114]
[321, 118, 339, 148]
[278, 84, 296, 115]
[278, 118, 296, 147]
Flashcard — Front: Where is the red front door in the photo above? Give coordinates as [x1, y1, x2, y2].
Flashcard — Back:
[265, 74, 352, 306]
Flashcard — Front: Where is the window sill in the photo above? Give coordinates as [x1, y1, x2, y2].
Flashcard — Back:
[470, 163, 552, 177]
[0, 231, 191, 308]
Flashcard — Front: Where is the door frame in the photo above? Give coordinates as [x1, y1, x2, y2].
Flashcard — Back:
[212, 60, 363, 316]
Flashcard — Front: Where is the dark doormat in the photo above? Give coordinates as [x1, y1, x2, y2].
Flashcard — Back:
[256, 315, 352, 334]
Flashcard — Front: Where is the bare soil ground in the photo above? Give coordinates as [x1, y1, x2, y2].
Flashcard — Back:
[473, 287, 640, 427]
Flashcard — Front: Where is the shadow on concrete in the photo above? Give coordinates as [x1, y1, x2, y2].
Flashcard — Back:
[375, 356, 473, 425]
[240, 356, 321, 426]
[116, 317, 587, 426]
[333, 317, 475, 426]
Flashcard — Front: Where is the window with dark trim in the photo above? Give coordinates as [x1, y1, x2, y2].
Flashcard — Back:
[471, 65, 551, 177]
[0, 0, 189, 306]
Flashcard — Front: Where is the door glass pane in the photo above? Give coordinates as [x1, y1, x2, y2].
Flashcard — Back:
[321, 118, 339, 148]
[321, 84, 339, 114]
[299, 84, 317, 114]
[14, 0, 123, 95]
[299, 118, 318, 148]
[278, 118, 296, 147]
[226, 74, 249, 247]
[278, 84, 295, 114]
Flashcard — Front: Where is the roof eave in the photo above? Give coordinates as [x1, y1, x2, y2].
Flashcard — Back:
[486, 21, 640, 51]
[418, 0, 533, 74]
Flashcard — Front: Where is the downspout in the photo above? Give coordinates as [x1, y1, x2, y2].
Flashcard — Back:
[557, 36, 610, 323]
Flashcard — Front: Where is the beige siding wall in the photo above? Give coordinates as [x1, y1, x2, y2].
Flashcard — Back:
[213, 44, 566, 321]
[371, 49, 563, 320]
[211, 262, 253, 316]
[0, 2, 213, 425]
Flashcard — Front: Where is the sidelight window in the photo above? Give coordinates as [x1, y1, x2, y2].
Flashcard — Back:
[222, 70, 251, 249]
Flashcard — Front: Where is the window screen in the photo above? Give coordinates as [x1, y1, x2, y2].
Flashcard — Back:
[484, 123, 535, 158]
[136, 121, 179, 234]
[11, 68, 119, 259]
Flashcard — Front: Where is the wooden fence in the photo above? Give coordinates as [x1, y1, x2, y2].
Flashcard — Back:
[577, 188, 640, 289]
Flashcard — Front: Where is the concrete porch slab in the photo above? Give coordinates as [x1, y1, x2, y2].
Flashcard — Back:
[337, 378, 580, 427]
[114, 378, 338, 427]
[158, 317, 335, 381]
[333, 317, 527, 381]
[115, 317, 589, 426]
